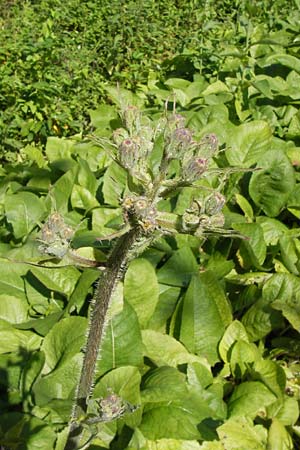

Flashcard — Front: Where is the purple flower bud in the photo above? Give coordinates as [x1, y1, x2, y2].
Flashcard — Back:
[205, 192, 226, 215]
[197, 133, 218, 158]
[173, 127, 193, 146]
[119, 138, 139, 169]
[182, 157, 208, 182]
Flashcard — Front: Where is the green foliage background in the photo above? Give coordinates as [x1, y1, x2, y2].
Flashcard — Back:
[0, 0, 300, 449]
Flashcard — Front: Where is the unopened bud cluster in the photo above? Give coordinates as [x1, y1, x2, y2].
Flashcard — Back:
[39, 212, 74, 258]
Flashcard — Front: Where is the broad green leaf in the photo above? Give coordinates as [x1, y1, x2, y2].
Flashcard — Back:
[93, 365, 142, 428]
[103, 161, 127, 206]
[279, 235, 299, 275]
[263, 273, 300, 331]
[92, 206, 123, 236]
[199, 442, 224, 450]
[96, 300, 143, 376]
[0, 295, 28, 324]
[219, 320, 249, 363]
[33, 353, 82, 406]
[242, 296, 284, 341]
[71, 184, 99, 210]
[145, 439, 202, 450]
[230, 340, 261, 378]
[228, 381, 277, 418]
[4, 192, 46, 239]
[157, 247, 198, 287]
[142, 330, 207, 367]
[233, 222, 266, 269]
[67, 268, 99, 313]
[89, 104, 117, 129]
[249, 150, 295, 217]
[0, 319, 42, 354]
[226, 121, 272, 167]
[140, 405, 201, 440]
[29, 265, 81, 298]
[0, 260, 31, 300]
[51, 167, 77, 213]
[260, 54, 300, 73]
[256, 217, 288, 245]
[251, 360, 286, 400]
[180, 272, 232, 364]
[124, 259, 159, 328]
[235, 193, 254, 221]
[45, 136, 74, 161]
[41, 316, 87, 374]
[141, 366, 188, 403]
[267, 397, 299, 426]
[217, 416, 267, 449]
[187, 362, 213, 390]
[147, 285, 180, 332]
[0, 413, 56, 450]
[267, 418, 293, 450]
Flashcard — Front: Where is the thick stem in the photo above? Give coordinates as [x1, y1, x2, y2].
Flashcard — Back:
[64, 226, 141, 450]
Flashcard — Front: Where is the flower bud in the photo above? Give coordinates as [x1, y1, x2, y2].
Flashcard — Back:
[197, 133, 218, 159]
[112, 128, 129, 146]
[182, 157, 208, 182]
[123, 105, 140, 133]
[119, 138, 139, 169]
[209, 213, 225, 228]
[167, 113, 186, 130]
[205, 192, 226, 215]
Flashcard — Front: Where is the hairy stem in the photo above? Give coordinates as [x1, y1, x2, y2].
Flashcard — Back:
[64, 226, 141, 450]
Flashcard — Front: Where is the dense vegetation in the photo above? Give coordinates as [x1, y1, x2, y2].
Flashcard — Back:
[0, 0, 300, 448]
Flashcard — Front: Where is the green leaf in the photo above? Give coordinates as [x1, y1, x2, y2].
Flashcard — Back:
[260, 54, 300, 73]
[251, 360, 286, 400]
[147, 285, 180, 332]
[263, 273, 300, 331]
[219, 320, 249, 363]
[230, 340, 261, 378]
[235, 193, 254, 221]
[139, 405, 201, 440]
[256, 217, 288, 245]
[267, 397, 299, 426]
[41, 316, 87, 374]
[141, 366, 188, 403]
[92, 207, 123, 236]
[89, 104, 117, 129]
[0, 319, 42, 354]
[124, 259, 159, 327]
[226, 121, 272, 167]
[228, 381, 277, 418]
[29, 265, 81, 298]
[180, 272, 232, 364]
[217, 416, 267, 449]
[71, 184, 99, 211]
[4, 192, 46, 239]
[45, 136, 74, 161]
[103, 161, 127, 206]
[0, 295, 28, 324]
[0, 413, 56, 450]
[33, 353, 82, 406]
[267, 418, 294, 450]
[249, 150, 295, 217]
[142, 330, 209, 367]
[233, 222, 266, 269]
[0, 260, 28, 300]
[157, 247, 198, 287]
[51, 168, 77, 213]
[242, 298, 284, 341]
[96, 300, 143, 376]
